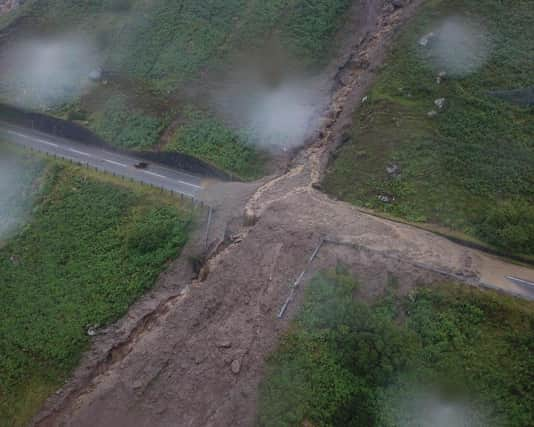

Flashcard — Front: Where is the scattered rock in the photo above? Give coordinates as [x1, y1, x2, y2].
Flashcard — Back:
[391, 0, 404, 8]
[361, 96, 368, 104]
[378, 195, 393, 203]
[386, 163, 401, 177]
[354, 150, 368, 160]
[436, 71, 447, 84]
[418, 32, 436, 47]
[243, 208, 258, 227]
[434, 98, 446, 110]
[132, 380, 144, 390]
[350, 57, 370, 70]
[87, 325, 98, 337]
[231, 359, 241, 375]
[311, 182, 322, 191]
[427, 110, 438, 117]
[215, 340, 232, 349]
[9, 255, 20, 266]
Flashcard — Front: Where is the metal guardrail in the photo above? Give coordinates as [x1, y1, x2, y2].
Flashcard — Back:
[21, 144, 208, 208]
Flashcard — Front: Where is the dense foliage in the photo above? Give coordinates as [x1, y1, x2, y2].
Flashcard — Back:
[323, 0, 534, 255]
[90, 95, 168, 149]
[0, 145, 44, 242]
[1, 0, 353, 178]
[259, 268, 534, 426]
[167, 109, 265, 180]
[0, 164, 192, 426]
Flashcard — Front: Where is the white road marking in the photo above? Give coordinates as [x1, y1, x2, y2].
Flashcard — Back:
[3, 126, 203, 192]
[506, 276, 534, 288]
[104, 159, 127, 168]
[144, 170, 167, 179]
[35, 138, 59, 148]
[68, 148, 92, 157]
[7, 130, 59, 148]
[144, 170, 203, 189]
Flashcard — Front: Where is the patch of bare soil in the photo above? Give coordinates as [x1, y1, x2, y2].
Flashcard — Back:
[32, 1, 534, 426]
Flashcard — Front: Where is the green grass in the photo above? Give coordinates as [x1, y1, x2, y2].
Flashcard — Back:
[323, 0, 534, 255]
[259, 268, 534, 427]
[89, 94, 171, 149]
[1, 0, 353, 178]
[0, 145, 45, 243]
[0, 160, 193, 426]
[167, 108, 266, 180]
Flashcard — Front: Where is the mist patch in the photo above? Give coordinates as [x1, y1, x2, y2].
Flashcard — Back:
[1, 35, 102, 110]
[422, 17, 492, 77]
[211, 54, 326, 152]
[378, 383, 490, 427]
[0, 146, 43, 241]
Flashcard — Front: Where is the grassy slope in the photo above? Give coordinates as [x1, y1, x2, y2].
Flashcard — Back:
[323, 0, 534, 255]
[1, 0, 352, 179]
[259, 268, 534, 427]
[0, 145, 45, 243]
[0, 158, 193, 426]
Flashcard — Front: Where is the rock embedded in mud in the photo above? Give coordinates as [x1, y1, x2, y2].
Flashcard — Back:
[231, 359, 241, 374]
[243, 208, 258, 227]
[215, 340, 232, 349]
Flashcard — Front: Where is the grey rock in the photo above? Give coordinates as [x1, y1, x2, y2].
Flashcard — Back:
[436, 71, 447, 84]
[386, 163, 401, 177]
[434, 98, 446, 109]
[378, 195, 393, 203]
[418, 32, 436, 47]
[215, 340, 232, 349]
[231, 359, 241, 374]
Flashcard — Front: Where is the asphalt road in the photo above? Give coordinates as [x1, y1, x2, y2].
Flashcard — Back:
[0, 122, 204, 198]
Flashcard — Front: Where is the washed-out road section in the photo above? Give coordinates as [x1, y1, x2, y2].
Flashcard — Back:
[0, 122, 204, 199]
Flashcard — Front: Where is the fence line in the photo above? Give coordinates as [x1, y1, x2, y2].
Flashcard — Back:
[23, 145, 208, 210]
[277, 237, 534, 319]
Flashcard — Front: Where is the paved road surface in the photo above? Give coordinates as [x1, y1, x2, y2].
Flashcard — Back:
[0, 122, 204, 198]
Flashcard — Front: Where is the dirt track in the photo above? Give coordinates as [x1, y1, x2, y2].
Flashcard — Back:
[33, 1, 534, 426]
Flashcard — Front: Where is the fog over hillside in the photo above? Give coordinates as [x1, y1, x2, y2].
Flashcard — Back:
[0, 149, 40, 240]
[1, 35, 101, 109]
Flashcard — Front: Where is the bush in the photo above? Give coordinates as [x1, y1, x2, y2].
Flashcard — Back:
[475, 199, 534, 254]
[168, 108, 265, 180]
[259, 269, 534, 426]
[0, 164, 192, 425]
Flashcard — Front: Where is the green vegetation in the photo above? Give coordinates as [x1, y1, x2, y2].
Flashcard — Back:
[0, 145, 45, 242]
[1, 0, 353, 178]
[90, 94, 169, 149]
[259, 268, 534, 426]
[323, 0, 534, 255]
[167, 109, 265, 180]
[0, 161, 193, 426]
